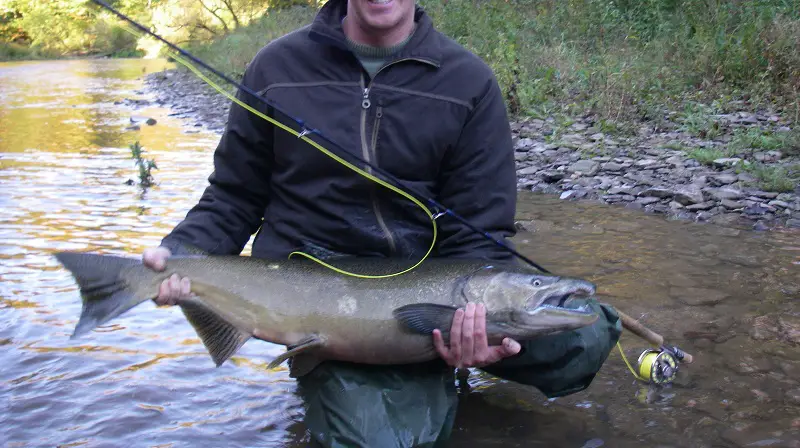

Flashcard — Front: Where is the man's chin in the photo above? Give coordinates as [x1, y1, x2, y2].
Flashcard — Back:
[362, 18, 403, 33]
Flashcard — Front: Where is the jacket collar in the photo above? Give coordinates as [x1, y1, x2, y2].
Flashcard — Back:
[308, 0, 442, 67]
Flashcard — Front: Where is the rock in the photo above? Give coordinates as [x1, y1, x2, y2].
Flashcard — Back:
[640, 187, 674, 198]
[145, 118, 157, 125]
[674, 186, 705, 205]
[602, 194, 626, 202]
[560, 190, 576, 200]
[637, 197, 661, 205]
[707, 187, 745, 201]
[531, 142, 550, 153]
[608, 186, 633, 195]
[624, 173, 658, 186]
[568, 160, 600, 176]
[744, 203, 774, 216]
[602, 162, 624, 172]
[769, 200, 791, 209]
[738, 172, 757, 183]
[635, 158, 661, 168]
[670, 287, 730, 306]
[517, 166, 540, 176]
[514, 152, 528, 161]
[710, 173, 739, 186]
[665, 155, 685, 167]
[515, 138, 535, 151]
[754, 151, 783, 162]
[721, 199, 744, 209]
[753, 221, 771, 231]
[589, 132, 605, 141]
[713, 157, 744, 168]
[786, 389, 800, 406]
[540, 170, 565, 183]
[686, 202, 715, 211]
[787, 219, 800, 228]
[779, 315, 800, 344]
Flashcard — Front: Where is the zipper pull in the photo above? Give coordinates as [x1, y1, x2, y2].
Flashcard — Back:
[362, 88, 371, 109]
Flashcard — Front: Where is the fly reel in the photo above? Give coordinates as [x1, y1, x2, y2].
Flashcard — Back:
[636, 345, 685, 384]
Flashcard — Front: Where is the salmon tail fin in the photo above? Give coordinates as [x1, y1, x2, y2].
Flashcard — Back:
[54, 251, 149, 339]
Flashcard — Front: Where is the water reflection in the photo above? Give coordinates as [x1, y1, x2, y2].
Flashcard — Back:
[1, 59, 799, 447]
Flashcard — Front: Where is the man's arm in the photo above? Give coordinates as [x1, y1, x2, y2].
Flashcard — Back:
[433, 72, 517, 262]
[160, 64, 275, 256]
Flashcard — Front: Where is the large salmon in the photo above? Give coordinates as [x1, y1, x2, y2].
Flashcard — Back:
[54, 252, 599, 377]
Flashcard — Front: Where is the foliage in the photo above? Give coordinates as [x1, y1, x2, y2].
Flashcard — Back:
[418, 0, 800, 125]
[738, 162, 800, 193]
[185, 4, 316, 81]
[129, 141, 157, 187]
[0, 0, 316, 59]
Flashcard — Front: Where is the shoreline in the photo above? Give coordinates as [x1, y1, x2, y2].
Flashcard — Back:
[142, 68, 800, 233]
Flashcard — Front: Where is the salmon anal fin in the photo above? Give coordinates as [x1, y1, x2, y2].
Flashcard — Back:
[179, 299, 251, 367]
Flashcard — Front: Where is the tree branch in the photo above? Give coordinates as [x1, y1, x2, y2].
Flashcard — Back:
[198, 0, 230, 33]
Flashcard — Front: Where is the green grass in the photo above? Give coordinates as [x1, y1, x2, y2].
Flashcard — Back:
[729, 127, 800, 156]
[738, 163, 800, 192]
[685, 148, 731, 166]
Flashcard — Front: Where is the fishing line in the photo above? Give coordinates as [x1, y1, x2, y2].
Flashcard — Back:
[91, 0, 551, 276]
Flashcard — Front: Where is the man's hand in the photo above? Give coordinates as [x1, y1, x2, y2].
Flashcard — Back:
[433, 302, 521, 368]
[143, 246, 191, 306]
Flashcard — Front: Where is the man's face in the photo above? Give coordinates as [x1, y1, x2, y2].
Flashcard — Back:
[347, 0, 415, 34]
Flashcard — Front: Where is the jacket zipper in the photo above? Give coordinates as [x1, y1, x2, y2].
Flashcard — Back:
[357, 58, 437, 255]
[369, 102, 395, 253]
[359, 74, 396, 254]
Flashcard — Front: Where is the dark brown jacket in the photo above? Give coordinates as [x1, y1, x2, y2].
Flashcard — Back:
[161, 0, 517, 262]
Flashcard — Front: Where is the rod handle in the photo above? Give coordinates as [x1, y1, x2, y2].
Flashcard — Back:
[617, 310, 694, 364]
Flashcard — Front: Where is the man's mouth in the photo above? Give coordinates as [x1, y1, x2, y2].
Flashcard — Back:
[369, 0, 392, 4]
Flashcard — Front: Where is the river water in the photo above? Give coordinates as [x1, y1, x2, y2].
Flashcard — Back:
[1, 59, 798, 448]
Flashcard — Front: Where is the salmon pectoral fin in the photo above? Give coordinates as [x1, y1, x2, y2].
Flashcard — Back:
[179, 300, 251, 367]
[392, 303, 457, 343]
[267, 334, 325, 371]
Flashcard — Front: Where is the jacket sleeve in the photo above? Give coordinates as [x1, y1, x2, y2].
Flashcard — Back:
[160, 64, 274, 256]
[433, 73, 517, 262]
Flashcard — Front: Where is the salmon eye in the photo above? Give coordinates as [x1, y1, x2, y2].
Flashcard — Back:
[532, 279, 542, 287]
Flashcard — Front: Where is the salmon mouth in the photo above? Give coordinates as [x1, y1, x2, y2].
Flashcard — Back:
[536, 280, 596, 310]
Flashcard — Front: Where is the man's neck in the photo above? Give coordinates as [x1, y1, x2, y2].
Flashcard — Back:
[341, 16, 415, 48]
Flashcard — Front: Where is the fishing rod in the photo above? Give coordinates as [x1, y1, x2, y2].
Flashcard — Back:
[90, 0, 698, 385]
[87, 0, 552, 274]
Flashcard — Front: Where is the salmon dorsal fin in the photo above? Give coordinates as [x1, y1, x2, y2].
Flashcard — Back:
[267, 334, 325, 372]
[179, 300, 251, 367]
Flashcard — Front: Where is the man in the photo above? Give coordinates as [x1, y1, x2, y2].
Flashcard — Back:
[144, 0, 621, 446]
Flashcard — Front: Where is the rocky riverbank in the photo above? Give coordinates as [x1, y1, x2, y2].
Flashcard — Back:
[141, 68, 800, 232]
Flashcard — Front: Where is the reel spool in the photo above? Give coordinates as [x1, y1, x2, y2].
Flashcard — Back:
[636, 348, 679, 384]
